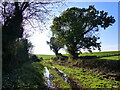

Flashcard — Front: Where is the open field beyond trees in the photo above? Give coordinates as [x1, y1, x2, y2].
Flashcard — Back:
[37, 51, 120, 60]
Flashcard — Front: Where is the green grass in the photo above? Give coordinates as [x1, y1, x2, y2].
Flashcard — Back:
[79, 51, 120, 57]
[2, 62, 45, 89]
[35, 51, 120, 88]
[36, 51, 120, 60]
[40, 60, 72, 89]
[36, 54, 55, 59]
[99, 56, 120, 60]
[54, 64, 120, 88]
[63, 51, 120, 57]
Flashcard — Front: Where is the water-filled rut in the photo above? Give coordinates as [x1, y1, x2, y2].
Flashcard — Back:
[52, 66, 81, 89]
[44, 67, 54, 88]
[52, 66, 68, 82]
[44, 66, 69, 88]
[44, 66, 81, 89]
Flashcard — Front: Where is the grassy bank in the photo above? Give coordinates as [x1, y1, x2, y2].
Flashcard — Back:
[2, 62, 45, 89]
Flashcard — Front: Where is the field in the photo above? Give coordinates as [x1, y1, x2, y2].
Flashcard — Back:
[37, 54, 55, 59]
[79, 51, 120, 57]
[36, 51, 120, 88]
[3, 51, 120, 89]
[37, 51, 120, 60]
[54, 64, 120, 88]
[99, 56, 120, 60]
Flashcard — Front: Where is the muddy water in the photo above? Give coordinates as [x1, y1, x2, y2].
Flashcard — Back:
[52, 66, 82, 89]
[44, 66, 81, 89]
[52, 66, 68, 82]
[44, 67, 54, 88]
[59, 70, 67, 82]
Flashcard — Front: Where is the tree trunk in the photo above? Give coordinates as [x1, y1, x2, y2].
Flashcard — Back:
[67, 43, 79, 59]
[70, 52, 79, 59]
[54, 50, 58, 56]
[68, 48, 79, 59]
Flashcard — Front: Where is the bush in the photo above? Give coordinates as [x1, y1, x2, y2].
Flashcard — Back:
[3, 39, 32, 73]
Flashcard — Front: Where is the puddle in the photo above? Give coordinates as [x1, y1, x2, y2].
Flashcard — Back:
[52, 66, 82, 89]
[58, 70, 67, 82]
[44, 67, 54, 88]
[44, 66, 81, 89]
[52, 66, 68, 82]
[44, 67, 50, 78]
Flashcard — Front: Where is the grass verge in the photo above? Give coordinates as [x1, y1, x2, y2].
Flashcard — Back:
[2, 62, 45, 89]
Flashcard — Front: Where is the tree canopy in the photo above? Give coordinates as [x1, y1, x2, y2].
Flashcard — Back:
[51, 5, 115, 59]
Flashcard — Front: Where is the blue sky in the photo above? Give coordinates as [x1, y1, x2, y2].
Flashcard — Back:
[66, 2, 118, 51]
[30, 2, 118, 55]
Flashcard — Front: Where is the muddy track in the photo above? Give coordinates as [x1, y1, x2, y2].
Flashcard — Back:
[52, 66, 83, 89]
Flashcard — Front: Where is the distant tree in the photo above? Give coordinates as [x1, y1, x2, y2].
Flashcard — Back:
[47, 37, 63, 55]
[51, 6, 115, 59]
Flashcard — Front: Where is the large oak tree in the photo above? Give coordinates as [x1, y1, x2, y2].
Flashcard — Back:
[51, 5, 115, 59]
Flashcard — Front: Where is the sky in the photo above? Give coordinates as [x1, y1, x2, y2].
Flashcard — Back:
[28, 1, 119, 55]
